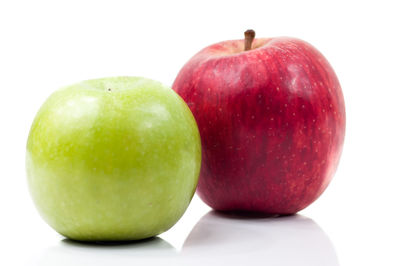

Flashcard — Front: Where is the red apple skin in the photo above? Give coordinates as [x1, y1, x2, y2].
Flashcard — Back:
[173, 37, 345, 215]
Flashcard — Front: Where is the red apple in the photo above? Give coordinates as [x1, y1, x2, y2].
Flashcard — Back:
[172, 30, 345, 215]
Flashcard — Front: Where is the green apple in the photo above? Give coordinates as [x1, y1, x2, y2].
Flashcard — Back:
[26, 77, 201, 241]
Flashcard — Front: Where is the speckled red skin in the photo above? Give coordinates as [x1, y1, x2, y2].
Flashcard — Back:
[173, 37, 345, 215]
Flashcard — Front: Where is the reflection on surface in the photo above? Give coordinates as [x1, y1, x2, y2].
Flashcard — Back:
[37, 237, 176, 266]
[182, 211, 339, 266]
[36, 212, 338, 266]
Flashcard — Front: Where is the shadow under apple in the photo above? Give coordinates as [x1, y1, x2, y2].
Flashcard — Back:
[182, 211, 339, 266]
[36, 236, 177, 266]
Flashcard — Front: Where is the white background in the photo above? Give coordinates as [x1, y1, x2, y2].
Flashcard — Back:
[1, 0, 399, 265]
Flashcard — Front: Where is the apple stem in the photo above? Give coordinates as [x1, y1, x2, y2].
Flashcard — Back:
[244, 29, 256, 51]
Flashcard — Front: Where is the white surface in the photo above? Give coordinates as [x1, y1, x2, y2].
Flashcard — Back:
[0, 0, 399, 265]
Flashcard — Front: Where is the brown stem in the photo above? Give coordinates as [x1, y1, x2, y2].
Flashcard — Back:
[244, 29, 255, 51]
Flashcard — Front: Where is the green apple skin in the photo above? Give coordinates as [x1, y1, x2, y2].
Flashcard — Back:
[26, 77, 201, 242]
